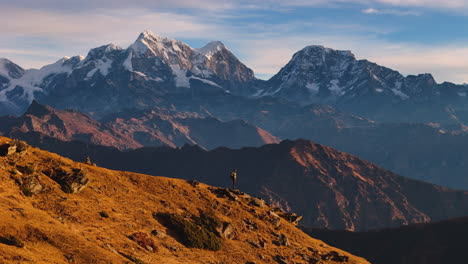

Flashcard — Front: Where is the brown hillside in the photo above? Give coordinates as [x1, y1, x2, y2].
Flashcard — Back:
[0, 137, 368, 264]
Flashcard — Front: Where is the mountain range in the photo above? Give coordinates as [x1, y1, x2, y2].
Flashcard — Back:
[2, 30, 468, 126]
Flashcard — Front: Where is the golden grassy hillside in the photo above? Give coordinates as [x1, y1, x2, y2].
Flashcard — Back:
[0, 137, 369, 264]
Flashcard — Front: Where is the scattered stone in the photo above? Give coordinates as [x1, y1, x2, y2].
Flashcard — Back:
[50, 167, 89, 194]
[103, 243, 118, 254]
[321, 251, 348, 262]
[150, 229, 167, 239]
[64, 253, 74, 263]
[99, 211, 109, 218]
[243, 218, 259, 230]
[169, 246, 179, 251]
[280, 212, 303, 226]
[20, 175, 43, 196]
[274, 234, 290, 247]
[83, 156, 96, 166]
[269, 211, 282, 227]
[129, 232, 158, 252]
[247, 239, 260, 248]
[118, 252, 145, 264]
[209, 187, 238, 201]
[221, 222, 235, 239]
[274, 255, 288, 264]
[188, 180, 200, 187]
[0, 144, 17, 157]
[249, 197, 266, 207]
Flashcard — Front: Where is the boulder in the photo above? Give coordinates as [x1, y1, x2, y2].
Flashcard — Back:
[0, 144, 16, 156]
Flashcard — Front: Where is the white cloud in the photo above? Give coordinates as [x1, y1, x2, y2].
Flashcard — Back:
[362, 7, 420, 15]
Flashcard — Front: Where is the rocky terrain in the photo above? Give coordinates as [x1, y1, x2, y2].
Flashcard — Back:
[304, 216, 468, 264]
[0, 136, 369, 264]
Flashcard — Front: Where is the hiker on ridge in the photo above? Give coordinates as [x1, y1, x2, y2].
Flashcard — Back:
[230, 169, 237, 190]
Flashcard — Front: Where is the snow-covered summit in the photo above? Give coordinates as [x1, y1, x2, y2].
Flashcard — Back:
[129, 30, 189, 59]
[195, 41, 227, 59]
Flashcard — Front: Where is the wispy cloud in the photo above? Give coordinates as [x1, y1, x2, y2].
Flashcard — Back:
[362, 7, 420, 15]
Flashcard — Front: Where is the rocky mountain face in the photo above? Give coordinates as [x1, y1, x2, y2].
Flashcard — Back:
[0, 136, 369, 264]
[264, 45, 468, 124]
[22, 137, 468, 231]
[304, 216, 468, 264]
[0, 101, 278, 150]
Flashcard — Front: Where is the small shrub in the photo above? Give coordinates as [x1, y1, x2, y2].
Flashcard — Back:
[129, 232, 158, 252]
[0, 235, 24, 248]
[155, 212, 222, 251]
[196, 210, 222, 236]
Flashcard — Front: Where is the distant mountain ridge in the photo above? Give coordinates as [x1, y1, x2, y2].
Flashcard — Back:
[0, 101, 279, 150]
[304, 216, 468, 264]
[19, 136, 468, 231]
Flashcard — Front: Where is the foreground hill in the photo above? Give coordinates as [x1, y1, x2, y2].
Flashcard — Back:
[0, 136, 367, 264]
[19, 136, 468, 231]
[304, 217, 468, 264]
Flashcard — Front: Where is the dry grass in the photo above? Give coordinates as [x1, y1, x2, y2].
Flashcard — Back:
[0, 136, 369, 264]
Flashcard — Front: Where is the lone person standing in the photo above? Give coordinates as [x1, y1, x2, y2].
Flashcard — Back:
[230, 169, 237, 190]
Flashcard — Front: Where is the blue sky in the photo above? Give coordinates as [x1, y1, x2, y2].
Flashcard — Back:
[1, 0, 468, 83]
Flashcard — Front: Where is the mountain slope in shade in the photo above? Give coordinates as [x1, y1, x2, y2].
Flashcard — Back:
[24, 137, 468, 231]
[304, 216, 468, 264]
[0, 136, 369, 264]
[0, 101, 279, 150]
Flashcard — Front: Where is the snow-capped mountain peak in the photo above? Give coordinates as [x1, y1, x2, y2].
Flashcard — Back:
[130, 30, 189, 59]
[195, 41, 227, 59]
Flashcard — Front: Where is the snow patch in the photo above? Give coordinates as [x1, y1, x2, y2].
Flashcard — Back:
[123, 52, 133, 72]
[392, 88, 409, 99]
[306, 82, 319, 94]
[170, 64, 190, 88]
[190, 76, 222, 88]
[376, 88, 384, 93]
[329, 79, 344, 95]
